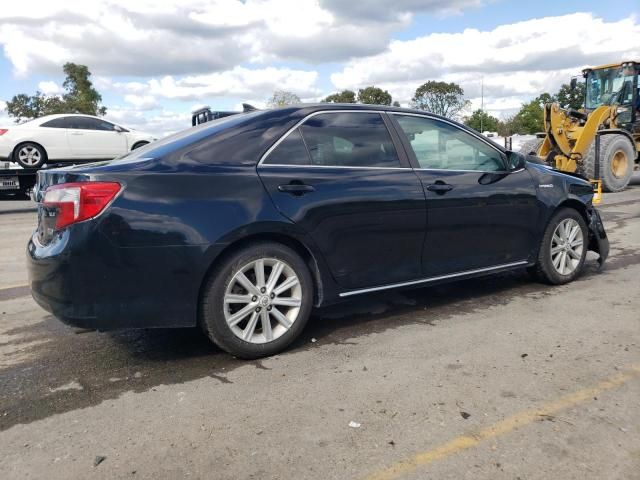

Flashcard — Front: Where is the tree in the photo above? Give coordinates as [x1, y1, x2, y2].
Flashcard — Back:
[6, 63, 106, 122]
[497, 114, 523, 137]
[555, 82, 585, 110]
[323, 90, 356, 103]
[464, 109, 500, 133]
[357, 86, 392, 105]
[512, 93, 552, 134]
[392, 101, 401, 107]
[412, 81, 469, 119]
[267, 90, 301, 107]
[5, 93, 67, 122]
[60, 63, 106, 116]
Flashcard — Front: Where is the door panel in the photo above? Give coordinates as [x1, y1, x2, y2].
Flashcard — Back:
[66, 117, 127, 158]
[414, 169, 538, 276]
[259, 112, 426, 290]
[259, 165, 426, 289]
[390, 113, 539, 276]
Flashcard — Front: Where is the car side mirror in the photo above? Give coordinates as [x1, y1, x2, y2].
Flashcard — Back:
[113, 125, 124, 133]
[506, 151, 526, 171]
[570, 77, 577, 90]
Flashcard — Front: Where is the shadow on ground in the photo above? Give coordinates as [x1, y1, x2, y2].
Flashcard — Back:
[0, 200, 637, 431]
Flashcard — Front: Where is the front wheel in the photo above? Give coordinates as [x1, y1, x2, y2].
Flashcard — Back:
[14, 143, 47, 169]
[200, 242, 313, 359]
[530, 208, 588, 285]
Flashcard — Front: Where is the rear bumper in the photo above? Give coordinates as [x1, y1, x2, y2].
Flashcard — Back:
[27, 224, 207, 331]
[587, 207, 609, 267]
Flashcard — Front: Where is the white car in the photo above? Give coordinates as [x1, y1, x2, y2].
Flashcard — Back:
[0, 114, 156, 169]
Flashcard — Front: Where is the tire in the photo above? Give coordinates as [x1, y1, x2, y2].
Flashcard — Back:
[518, 138, 543, 156]
[131, 141, 148, 150]
[14, 142, 47, 169]
[200, 242, 313, 359]
[530, 207, 588, 285]
[580, 134, 635, 193]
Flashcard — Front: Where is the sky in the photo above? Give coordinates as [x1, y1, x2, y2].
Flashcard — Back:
[0, 0, 638, 136]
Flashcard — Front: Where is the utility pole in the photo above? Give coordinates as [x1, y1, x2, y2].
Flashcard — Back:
[480, 77, 484, 134]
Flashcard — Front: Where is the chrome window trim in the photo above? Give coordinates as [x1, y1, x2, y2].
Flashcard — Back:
[338, 260, 528, 297]
[258, 109, 407, 168]
[260, 164, 410, 171]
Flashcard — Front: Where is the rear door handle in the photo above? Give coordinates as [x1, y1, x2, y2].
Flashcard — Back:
[277, 183, 315, 195]
[426, 182, 453, 193]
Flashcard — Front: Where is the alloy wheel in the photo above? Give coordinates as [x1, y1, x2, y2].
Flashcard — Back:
[550, 218, 584, 275]
[223, 258, 302, 344]
[18, 146, 41, 166]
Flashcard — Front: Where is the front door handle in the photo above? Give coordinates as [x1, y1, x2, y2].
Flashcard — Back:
[426, 182, 453, 193]
[278, 183, 315, 195]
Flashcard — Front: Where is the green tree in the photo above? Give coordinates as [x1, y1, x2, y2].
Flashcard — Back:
[555, 82, 585, 110]
[412, 81, 469, 119]
[357, 86, 392, 105]
[464, 109, 500, 132]
[512, 93, 552, 134]
[392, 100, 401, 107]
[6, 63, 106, 122]
[60, 63, 106, 115]
[267, 90, 301, 107]
[497, 114, 524, 137]
[323, 89, 356, 103]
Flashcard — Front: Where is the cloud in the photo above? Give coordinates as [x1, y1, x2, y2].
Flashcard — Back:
[331, 13, 640, 116]
[124, 94, 159, 110]
[105, 106, 190, 137]
[0, 100, 10, 126]
[319, 0, 483, 22]
[37, 80, 63, 95]
[101, 66, 320, 102]
[0, 0, 489, 78]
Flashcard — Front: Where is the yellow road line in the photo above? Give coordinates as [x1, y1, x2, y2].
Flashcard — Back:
[365, 365, 640, 480]
[0, 283, 29, 291]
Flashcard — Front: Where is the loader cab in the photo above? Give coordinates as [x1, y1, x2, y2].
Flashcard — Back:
[583, 62, 639, 126]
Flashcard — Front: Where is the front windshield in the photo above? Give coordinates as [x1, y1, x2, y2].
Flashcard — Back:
[586, 66, 636, 109]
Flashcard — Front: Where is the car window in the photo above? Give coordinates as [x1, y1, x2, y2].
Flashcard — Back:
[40, 117, 69, 128]
[394, 115, 505, 172]
[299, 112, 401, 168]
[263, 128, 310, 165]
[67, 117, 116, 131]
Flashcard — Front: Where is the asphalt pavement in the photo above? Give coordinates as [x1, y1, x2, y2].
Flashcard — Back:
[0, 175, 639, 479]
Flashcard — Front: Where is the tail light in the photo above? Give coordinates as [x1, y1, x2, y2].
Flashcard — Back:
[0, 129, 8, 135]
[43, 182, 121, 230]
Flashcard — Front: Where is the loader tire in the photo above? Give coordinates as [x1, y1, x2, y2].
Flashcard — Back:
[518, 138, 543, 157]
[581, 134, 635, 193]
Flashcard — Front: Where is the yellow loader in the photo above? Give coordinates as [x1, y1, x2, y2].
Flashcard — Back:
[520, 61, 639, 198]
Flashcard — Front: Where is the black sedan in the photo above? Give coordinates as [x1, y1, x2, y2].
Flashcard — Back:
[27, 104, 609, 358]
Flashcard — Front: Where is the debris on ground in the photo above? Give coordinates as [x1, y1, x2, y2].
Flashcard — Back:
[460, 411, 471, 419]
[348, 421, 361, 428]
[311, 338, 317, 343]
[94, 455, 106, 467]
[521, 353, 528, 358]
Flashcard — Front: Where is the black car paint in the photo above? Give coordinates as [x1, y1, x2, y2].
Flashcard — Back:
[27, 104, 608, 331]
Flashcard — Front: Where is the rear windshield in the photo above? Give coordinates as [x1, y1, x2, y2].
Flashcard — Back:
[123, 111, 263, 162]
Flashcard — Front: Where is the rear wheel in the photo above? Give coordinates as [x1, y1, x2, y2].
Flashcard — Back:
[14, 142, 47, 169]
[530, 208, 588, 285]
[200, 242, 313, 359]
[581, 134, 635, 192]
